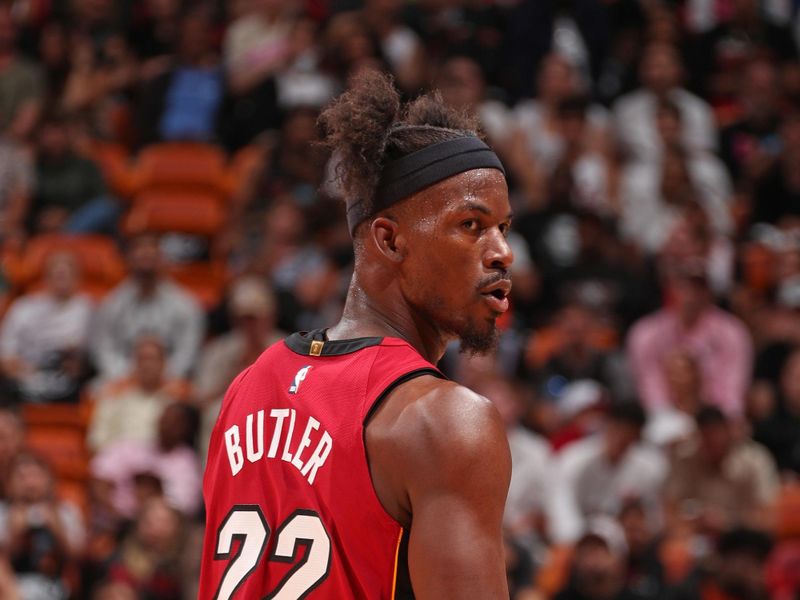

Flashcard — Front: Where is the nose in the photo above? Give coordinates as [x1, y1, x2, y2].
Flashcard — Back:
[484, 227, 513, 271]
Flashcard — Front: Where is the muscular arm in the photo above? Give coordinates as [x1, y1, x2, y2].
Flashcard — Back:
[367, 377, 511, 599]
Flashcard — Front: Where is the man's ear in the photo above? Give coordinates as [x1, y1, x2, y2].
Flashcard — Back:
[370, 216, 406, 263]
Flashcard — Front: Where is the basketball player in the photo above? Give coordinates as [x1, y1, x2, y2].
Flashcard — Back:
[199, 70, 513, 599]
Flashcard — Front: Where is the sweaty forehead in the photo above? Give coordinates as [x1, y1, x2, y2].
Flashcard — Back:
[409, 168, 508, 216]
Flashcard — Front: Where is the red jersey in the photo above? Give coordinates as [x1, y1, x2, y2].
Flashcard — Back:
[199, 330, 441, 600]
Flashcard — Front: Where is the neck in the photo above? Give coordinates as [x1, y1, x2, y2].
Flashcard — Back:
[327, 276, 449, 364]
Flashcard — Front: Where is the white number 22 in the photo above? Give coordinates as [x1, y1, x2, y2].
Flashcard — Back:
[213, 505, 331, 600]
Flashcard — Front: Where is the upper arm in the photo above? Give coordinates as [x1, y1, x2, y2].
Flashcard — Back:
[388, 384, 512, 599]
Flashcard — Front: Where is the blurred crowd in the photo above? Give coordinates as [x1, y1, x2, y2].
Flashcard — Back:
[0, 0, 800, 598]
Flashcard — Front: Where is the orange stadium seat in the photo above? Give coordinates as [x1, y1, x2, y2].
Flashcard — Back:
[22, 401, 94, 518]
[123, 190, 226, 237]
[132, 142, 228, 197]
[775, 482, 800, 540]
[12, 234, 126, 300]
[168, 260, 228, 310]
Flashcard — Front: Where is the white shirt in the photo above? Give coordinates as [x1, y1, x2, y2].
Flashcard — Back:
[505, 426, 553, 532]
[0, 292, 92, 366]
[613, 88, 716, 160]
[620, 152, 733, 253]
[547, 434, 668, 543]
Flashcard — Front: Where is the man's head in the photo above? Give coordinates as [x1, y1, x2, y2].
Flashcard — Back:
[43, 252, 82, 301]
[177, 6, 213, 65]
[5, 451, 54, 504]
[157, 402, 199, 452]
[537, 53, 581, 103]
[437, 56, 486, 112]
[603, 402, 647, 463]
[740, 58, 779, 122]
[126, 232, 162, 287]
[696, 406, 733, 466]
[228, 276, 276, 336]
[715, 528, 773, 599]
[571, 518, 628, 600]
[37, 116, 72, 160]
[670, 260, 712, 324]
[639, 43, 682, 95]
[132, 335, 167, 390]
[320, 71, 512, 355]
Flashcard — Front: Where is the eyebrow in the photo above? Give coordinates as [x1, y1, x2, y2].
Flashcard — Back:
[460, 201, 513, 221]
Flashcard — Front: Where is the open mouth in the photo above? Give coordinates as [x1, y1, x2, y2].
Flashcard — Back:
[479, 279, 511, 313]
[486, 288, 507, 300]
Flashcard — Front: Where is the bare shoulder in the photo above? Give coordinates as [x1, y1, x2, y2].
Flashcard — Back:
[366, 375, 511, 524]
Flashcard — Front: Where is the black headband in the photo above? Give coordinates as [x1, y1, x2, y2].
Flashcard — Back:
[346, 136, 506, 235]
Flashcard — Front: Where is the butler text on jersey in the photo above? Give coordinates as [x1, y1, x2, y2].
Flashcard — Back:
[224, 407, 332, 484]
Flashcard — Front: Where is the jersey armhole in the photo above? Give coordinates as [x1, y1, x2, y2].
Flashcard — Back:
[363, 368, 443, 427]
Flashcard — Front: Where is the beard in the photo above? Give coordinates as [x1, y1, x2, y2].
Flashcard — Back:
[457, 317, 500, 355]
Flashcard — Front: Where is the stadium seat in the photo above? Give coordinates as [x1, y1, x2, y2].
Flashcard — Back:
[775, 482, 800, 540]
[132, 142, 228, 197]
[22, 401, 94, 517]
[167, 260, 228, 310]
[123, 190, 226, 237]
[12, 235, 126, 299]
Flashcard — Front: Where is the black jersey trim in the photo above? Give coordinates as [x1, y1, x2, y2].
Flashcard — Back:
[363, 368, 443, 426]
[284, 329, 384, 356]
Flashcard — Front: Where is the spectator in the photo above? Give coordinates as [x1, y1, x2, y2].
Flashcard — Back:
[252, 107, 327, 209]
[619, 499, 668, 600]
[194, 276, 283, 454]
[719, 58, 783, 188]
[88, 335, 190, 452]
[0, 252, 92, 404]
[135, 6, 223, 147]
[31, 114, 120, 235]
[0, 4, 45, 142]
[666, 528, 774, 600]
[0, 451, 85, 598]
[436, 55, 514, 151]
[91, 233, 204, 381]
[554, 517, 645, 600]
[219, 0, 298, 149]
[548, 379, 609, 452]
[613, 42, 716, 161]
[750, 113, 800, 227]
[627, 261, 752, 419]
[525, 302, 616, 391]
[752, 347, 800, 475]
[0, 133, 33, 241]
[664, 407, 779, 536]
[547, 403, 667, 543]
[546, 97, 619, 220]
[91, 402, 202, 520]
[514, 53, 610, 178]
[620, 99, 733, 254]
[689, 0, 798, 103]
[104, 497, 185, 600]
[477, 376, 552, 549]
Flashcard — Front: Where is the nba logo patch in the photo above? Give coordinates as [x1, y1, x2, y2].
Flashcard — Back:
[289, 366, 312, 394]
